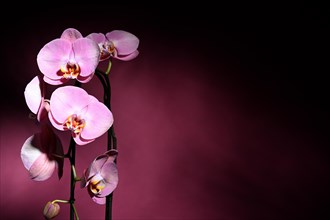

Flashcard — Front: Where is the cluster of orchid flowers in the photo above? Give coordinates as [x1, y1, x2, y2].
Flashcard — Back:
[21, 28, 139, 219]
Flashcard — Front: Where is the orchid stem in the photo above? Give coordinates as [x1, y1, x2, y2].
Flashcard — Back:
[105, 60, 112, 75]
[72, 203, 80, 220]
[69, 136, 77, 220]
[52, 199, 69, 204]
[96, 60, 116, 220]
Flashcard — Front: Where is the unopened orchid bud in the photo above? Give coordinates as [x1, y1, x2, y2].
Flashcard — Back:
[43, 201, 60, 219]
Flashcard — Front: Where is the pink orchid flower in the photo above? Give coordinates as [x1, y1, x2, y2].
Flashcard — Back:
[24, 75, 50, 121]
[86, 30, 139, 61]
[48, 86, 113, 145]
[37, 28, 100, 85]
[81, 150, 118, 204]
[21, 124, 64, 181]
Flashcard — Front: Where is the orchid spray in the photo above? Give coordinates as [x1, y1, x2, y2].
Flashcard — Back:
[21, 28, 139, 220]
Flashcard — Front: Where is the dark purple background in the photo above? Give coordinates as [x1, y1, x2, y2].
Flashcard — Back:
[1, 6, 329, 220]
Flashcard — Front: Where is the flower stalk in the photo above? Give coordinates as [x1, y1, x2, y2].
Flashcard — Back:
[96, 60, 117, 220]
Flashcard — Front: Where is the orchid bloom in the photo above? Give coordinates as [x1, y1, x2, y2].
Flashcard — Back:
[21, 124, 64, 181]
[24, 75, 49, 121]
[48, 86, 113, 145]
[37, 28, 100, 85]
[81, 150, 118, 204]
[86, 30, 139, 61]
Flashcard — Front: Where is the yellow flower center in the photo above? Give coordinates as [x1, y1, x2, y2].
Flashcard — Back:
[89, 179, 106, 194]
[64, 114, 85, 136]
[60, 62, 81, 79]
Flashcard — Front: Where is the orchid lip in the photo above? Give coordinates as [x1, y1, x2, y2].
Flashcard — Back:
[89, 179, 106, 194]
[63, 114, 86, 136]
[60, 62, 81, 79]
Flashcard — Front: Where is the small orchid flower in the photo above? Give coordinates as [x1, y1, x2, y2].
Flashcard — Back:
[24, 75, 50, 121]
[48, 86, 113, 145]
[43, 201, 60, 219]
[81, 150, 118, 204]
[21, 124, 64, 181]
[86, 30, 139, 61]
[37, 28, 100, 85]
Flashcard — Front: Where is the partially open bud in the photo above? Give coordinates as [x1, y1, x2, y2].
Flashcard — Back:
[43, 201, 60, 219]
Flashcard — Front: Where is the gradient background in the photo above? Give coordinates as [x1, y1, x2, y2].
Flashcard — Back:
[1, 5, 329, 220]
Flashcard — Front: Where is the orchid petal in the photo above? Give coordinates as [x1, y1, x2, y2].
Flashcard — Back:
[21, 124, 64, 181]
[61, 28, 83, 42]
[37, 100, 49, 122]
[48, 112, 65, 131]
[29, 153, 56, 181]
[74, 135, 95, 146]
[81, 169, 89, 187]
[80, 101, 113, 140]
[115, 50, 139, 61]
[24, 76, 42, 114]
[106, 30, 139, 55]
[21, 135, 42, 170]
[39, 124, 64, 179]
[98, 181, 118, 198]
[86, 33, 106, 44]
[72, 38, 100, 77]
[49, 86, 89, 123]
[100, 162, 118, 185]
[92, 196, 106, 205]
[43, 76, 69, 85]
[77, 73, 94, 84]
[21, 134, 56, 181]
[87, 155, 108, 179]
[37, 39, 71, 81]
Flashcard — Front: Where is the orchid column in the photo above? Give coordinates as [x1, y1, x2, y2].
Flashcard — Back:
[21, 28, 139, 220]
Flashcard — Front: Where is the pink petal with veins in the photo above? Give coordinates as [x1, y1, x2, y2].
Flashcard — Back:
[61, 28, 83, 42]
[29, 153, 56, 181]
[86, 33, 106, 44]
[86, 155, 108, 179]
[72, 38, 100, 77]
[37, 39, 72, 82]
[99, 162, 118, 196]
[48, 111, 65, 131]
[20, 125, 64, 181]
[106, 30, 139, 55]
[49, 86, 90, 123]
[80, 100, 113, 140]
[116, 50, 139, 61]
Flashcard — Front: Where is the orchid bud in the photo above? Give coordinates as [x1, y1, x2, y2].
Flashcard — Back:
[43, 201, 60, 219]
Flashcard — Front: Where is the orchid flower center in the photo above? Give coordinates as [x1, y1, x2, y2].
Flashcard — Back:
[99, 41, 115, 60]
[64, 114, 86, 136]
[60, 62, 81, 79]
[89, 179, 106, 194]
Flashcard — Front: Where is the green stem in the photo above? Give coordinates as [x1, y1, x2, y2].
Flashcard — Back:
[72, 203, 80, 220]
[105, 60, 112, 75]
[51, 199, 69, 204]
